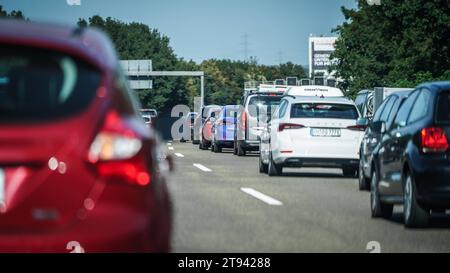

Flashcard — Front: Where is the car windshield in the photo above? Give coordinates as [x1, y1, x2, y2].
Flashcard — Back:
[291, 103, 359, 119]
[142, 110, 156, 116]
[0, 45, 101, 123]
[248, 96, 281, 118]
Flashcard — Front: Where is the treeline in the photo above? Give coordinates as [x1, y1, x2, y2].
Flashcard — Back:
[0, 6, 306, 111]
[331, 0, 450, 97]
[77, 16, 307, 111]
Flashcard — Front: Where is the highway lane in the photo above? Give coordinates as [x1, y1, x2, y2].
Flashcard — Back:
[167, 141, 450, 253]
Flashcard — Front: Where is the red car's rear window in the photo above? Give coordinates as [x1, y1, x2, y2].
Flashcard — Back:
[0, 44, 101, 123]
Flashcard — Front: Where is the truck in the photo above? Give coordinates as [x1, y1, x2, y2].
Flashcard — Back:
[355, 87, 414, 119]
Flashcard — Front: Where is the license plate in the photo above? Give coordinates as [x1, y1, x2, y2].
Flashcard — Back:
[310, 128, 341, 137]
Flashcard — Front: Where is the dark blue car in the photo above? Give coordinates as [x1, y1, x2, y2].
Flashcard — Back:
[211, 105, 240, 153]
[371, 81, 450, 227]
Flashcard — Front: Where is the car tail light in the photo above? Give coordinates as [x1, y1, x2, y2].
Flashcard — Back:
[347, 125, 366, 131]
[88, 111, 150, 186]
[242, 111, 247, 131]
[420, 127, 449, 153]
[278, 123, 304, 132]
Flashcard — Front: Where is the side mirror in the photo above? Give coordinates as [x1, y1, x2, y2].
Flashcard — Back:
[356, 117, 369, 127]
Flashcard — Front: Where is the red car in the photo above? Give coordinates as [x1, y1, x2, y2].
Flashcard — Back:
[199, 107, 222, 150]
[0, 20, 172, 252]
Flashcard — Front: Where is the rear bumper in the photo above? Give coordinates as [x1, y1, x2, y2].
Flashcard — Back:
[275, 156, 359, 168]
[413, 159, 450, 208]
[239, 140, 259, 151]
[215, 140, 234, 148]
[0, 185, 172, 253]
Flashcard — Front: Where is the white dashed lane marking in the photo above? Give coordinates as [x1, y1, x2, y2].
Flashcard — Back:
[193, 163, 212, 172]
[240, 188, 283, 206]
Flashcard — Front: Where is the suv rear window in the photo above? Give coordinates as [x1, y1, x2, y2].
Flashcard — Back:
[437, 91, 450, 123]
[247, 95, 281, 118]
[291, 103, 359, 119]
[0, 45, 101, 123]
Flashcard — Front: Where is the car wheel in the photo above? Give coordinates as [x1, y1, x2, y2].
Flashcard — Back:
[213, 142, 222, 153]
[237, 142, 246, 156]
[358, 159, 369, 190]
[403, 172, 429, 228]
[259, 151, 268, 173]
[199, 140, 205, 150]
[268, 152, 282, 176]
[343, 166, 357, 178]
[370, 169, 393, 219]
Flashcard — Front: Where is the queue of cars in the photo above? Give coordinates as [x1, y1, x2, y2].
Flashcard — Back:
[189, 81, 450, 228]
[0, 20, 173, 252]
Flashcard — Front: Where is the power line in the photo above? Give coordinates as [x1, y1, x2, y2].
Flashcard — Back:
[241, 33, 249, 61]
[278, 50, 283, 65]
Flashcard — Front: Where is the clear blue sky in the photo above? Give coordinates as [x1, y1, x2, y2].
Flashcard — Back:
[0, 0, 357, 65]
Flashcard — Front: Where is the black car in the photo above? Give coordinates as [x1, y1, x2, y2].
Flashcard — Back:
[370, 81, 450, 227]
[180, 112, 197, 142]
[358, 90, 412, 190]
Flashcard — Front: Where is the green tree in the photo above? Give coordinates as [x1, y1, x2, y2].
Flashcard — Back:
[331, 0, 450, 98]
[0, 5, 26, 19]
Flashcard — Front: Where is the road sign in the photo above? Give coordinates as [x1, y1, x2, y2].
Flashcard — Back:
[120, 60, 153, 90]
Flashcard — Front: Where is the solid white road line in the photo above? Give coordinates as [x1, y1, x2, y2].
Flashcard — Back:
[168, 147, 174, 151]
[193, 163, 212, 172]
[174, 153, 185, 158]
[240, 188, 283, 206]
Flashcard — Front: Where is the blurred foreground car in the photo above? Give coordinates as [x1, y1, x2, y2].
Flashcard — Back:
[211, 105, 240, 153]
[370, 82, 450, 227]
[0, 20, 172, 252]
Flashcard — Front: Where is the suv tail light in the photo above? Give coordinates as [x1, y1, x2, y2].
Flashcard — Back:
[88, 111, 150, 186]
[420, 127, 449, 153]
[278, 123, 304, 132]
[242, 111, 247, 131]
[347, 125, 366, 131]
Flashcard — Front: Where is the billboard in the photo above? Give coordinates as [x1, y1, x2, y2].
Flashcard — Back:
[308, 36, 337, 78]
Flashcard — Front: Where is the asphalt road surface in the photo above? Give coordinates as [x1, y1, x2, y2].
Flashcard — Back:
[167, 141, 450, 253]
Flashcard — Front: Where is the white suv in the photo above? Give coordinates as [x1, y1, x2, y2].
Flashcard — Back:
[259, 95, 365, 177]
